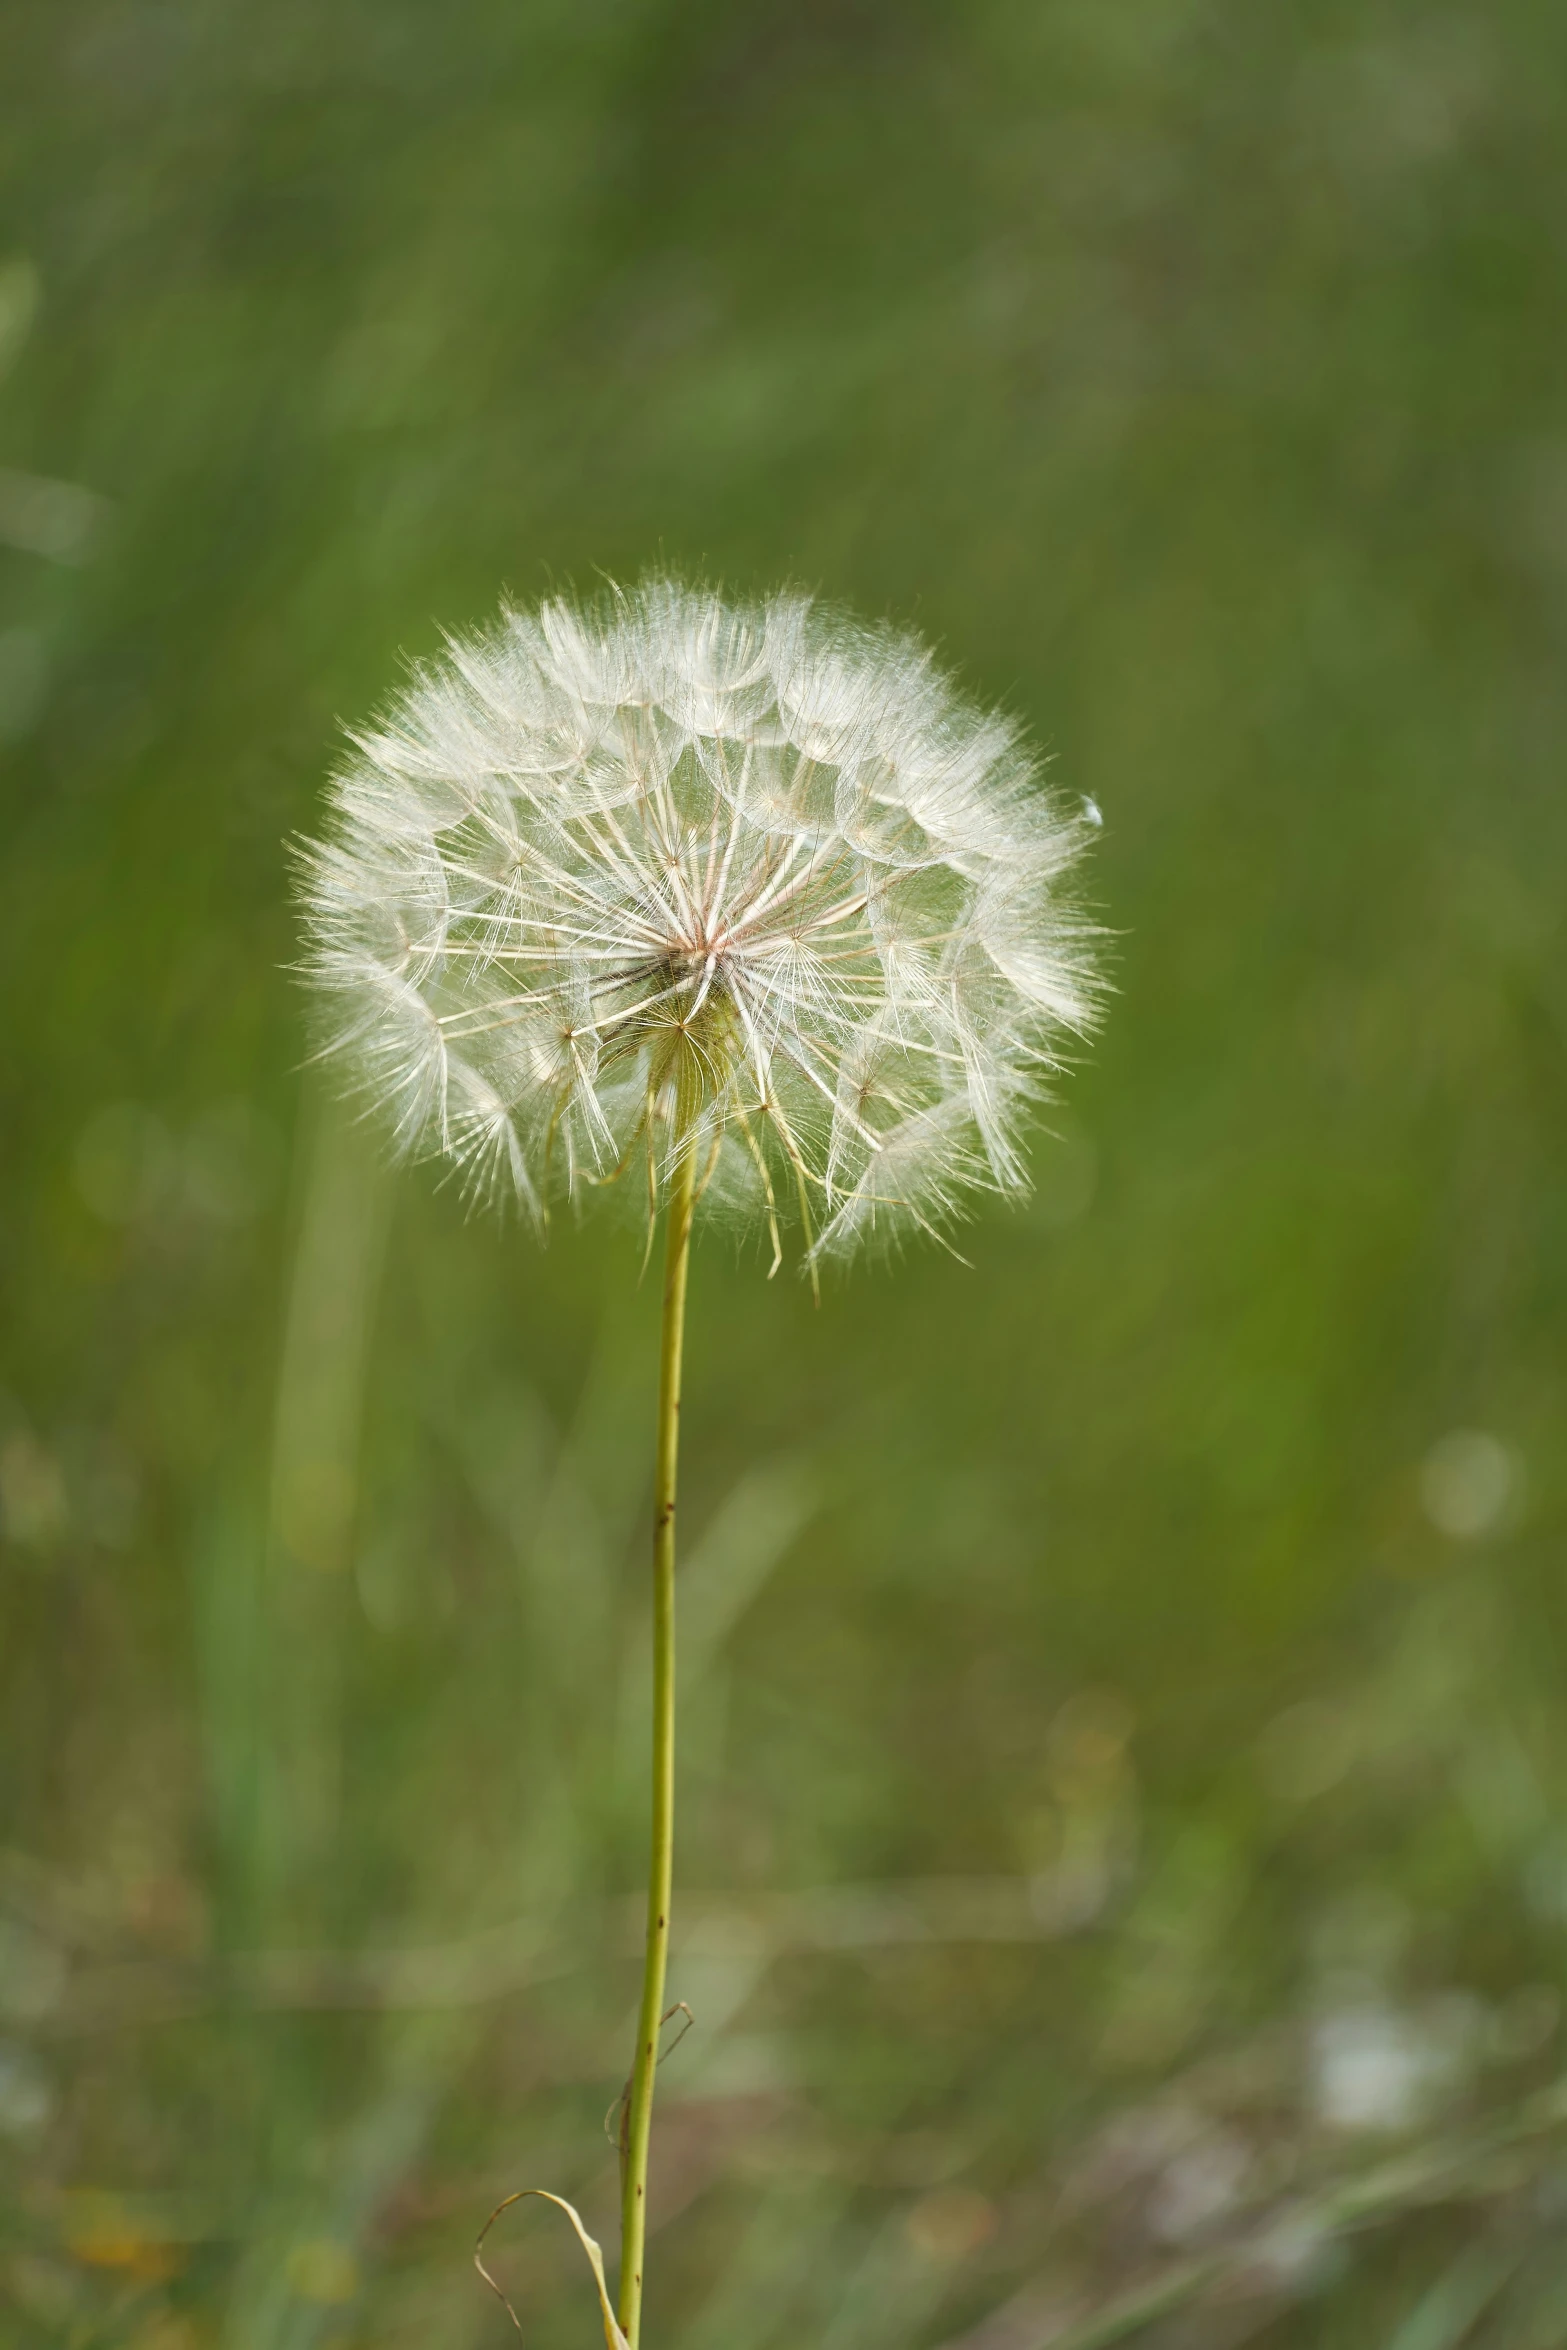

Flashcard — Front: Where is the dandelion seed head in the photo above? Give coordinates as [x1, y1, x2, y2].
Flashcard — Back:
[296, 581, 1102, 1265]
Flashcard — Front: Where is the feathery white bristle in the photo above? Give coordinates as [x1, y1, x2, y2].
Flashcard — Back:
[296, 580, 1102, 1265]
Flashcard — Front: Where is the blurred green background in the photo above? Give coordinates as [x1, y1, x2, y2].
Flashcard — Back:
[3, 3, 1566, 2345]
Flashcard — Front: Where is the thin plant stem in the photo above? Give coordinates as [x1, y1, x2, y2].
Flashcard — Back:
[617, 1143, 697, 2349]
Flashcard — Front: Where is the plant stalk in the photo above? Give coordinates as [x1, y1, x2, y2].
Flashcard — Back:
[617, 1145, 697, 2349]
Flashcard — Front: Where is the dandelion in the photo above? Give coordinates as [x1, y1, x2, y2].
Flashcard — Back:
[295, 581, 1101, 2348]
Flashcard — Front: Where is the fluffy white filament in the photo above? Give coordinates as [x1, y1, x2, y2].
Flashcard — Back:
[297, 581, 1100, 1266]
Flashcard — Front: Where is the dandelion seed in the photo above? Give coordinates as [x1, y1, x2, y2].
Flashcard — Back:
[297, 580, 1101, 1266]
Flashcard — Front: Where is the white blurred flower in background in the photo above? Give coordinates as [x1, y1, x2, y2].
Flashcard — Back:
[1419, 1428, 1520, 1540]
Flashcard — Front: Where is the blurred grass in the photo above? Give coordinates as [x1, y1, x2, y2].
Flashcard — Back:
[2, 1, 1567, 2345]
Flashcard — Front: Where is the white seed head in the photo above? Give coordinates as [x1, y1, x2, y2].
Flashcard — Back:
[296, 581, 1102, 1266]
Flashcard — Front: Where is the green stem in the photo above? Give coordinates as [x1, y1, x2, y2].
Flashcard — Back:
[618, 1146, 696, 2350]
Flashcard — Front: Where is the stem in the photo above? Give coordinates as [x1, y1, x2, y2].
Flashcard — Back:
[617, 1144, 697, 2350]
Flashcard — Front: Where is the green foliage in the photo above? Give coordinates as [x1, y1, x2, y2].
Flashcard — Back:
[1, 1, 1565, 2344]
